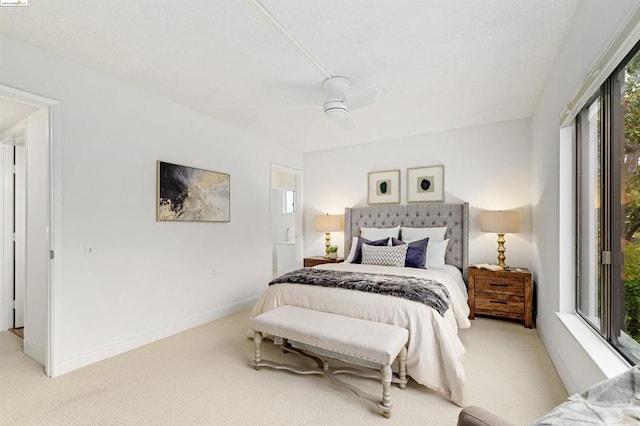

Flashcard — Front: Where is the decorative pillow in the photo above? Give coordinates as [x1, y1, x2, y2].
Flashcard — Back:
[350, 236, 390, 264]
[361, 244, 408, 267]
[400, 226, 447, 242]
[425, 239, 449, 269]
[391, 237, 429, 268]
[360, 225, 400, 240]
[344, 237, 359, 263]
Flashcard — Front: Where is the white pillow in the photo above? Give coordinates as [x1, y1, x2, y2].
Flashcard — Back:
[345, 237, 358, 263]
[361, 243, 408, 267]
[400, 226, 447, 243]
[425, 239, 449, 269]
[360, 225, 400, 240]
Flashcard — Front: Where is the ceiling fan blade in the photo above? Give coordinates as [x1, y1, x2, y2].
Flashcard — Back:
[334, 115, 355, 130]
[349, 87, 388, 110]
[283, 105, 322, 110]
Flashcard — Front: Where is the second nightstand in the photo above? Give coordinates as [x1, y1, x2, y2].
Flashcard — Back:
[303, 256, 344, 267]
[467, 267, 534, 328]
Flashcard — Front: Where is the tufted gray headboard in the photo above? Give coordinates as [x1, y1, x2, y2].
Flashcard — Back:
[344, 203, 469, 279]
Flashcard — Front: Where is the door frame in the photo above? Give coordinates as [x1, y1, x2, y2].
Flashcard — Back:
[0, 84, 60, 377]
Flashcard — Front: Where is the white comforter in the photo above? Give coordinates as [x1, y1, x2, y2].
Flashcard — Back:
[249, 263, 471, 406]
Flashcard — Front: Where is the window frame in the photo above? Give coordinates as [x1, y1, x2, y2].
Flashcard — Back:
[575, 41, 640, 365]
[282, 189, 295, 215]
[575, 93, 603, 331]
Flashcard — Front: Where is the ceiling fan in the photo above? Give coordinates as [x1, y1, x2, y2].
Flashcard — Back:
[322, 76, 350, 119]
[322, 76, 355, 129]
[252, 0, 382, 129]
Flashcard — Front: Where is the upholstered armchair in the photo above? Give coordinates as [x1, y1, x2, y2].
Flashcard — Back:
[457, 366, 640, 426]
[457, 406, 513, 426]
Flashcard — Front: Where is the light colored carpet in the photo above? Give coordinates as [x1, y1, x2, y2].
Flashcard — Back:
[0, 310, 567, 425]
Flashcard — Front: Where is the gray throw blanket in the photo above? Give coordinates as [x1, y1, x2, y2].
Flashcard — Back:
[533, 366, 640, 425]
[269, 268, 450, 316]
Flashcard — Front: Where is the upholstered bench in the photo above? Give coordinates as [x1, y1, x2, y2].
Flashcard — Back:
[250, 305, 409, 418]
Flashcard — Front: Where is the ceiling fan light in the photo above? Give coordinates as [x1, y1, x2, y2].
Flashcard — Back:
[325, 108, 348, 120]
[324, 101, 348, 120]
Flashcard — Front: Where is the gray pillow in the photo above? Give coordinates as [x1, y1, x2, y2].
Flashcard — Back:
[361, 244, 408, 267]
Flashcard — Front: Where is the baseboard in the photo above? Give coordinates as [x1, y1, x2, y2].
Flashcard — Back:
[23, 338, 46, 366]
[56, 296, 259, 376]
[537, 318, 578, 395]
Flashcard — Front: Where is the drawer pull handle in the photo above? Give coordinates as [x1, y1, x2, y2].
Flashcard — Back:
[490, 301, 508, 305]
[490, 283, 508, 287]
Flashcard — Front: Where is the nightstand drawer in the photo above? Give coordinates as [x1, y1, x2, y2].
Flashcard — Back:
[475, 276, 524, 296]
[475, 293, 524, 315]
[303, 256, 344, 267]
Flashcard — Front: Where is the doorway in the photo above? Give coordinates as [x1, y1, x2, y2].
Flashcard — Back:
[8, 142, 26, 338]
[0, 87, 57, 376]
[271, 164, 302, 277]
[0, 110, 31, 341]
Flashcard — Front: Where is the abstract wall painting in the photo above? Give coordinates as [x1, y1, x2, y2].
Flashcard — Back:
[156, 161, 230, 222]
[367, 169, 400, 205]
[407, 165, 444, 203]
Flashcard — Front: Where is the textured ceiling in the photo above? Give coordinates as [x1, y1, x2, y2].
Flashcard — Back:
[0, 0, 579, 152]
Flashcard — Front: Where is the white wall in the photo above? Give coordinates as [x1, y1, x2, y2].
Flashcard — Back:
[0, 34, 303, 375]
[531, 0, 639, 394]
[303, 118, 532, 267]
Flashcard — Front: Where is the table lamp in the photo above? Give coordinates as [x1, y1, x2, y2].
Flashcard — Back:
[315, 214, 344, 258]
[480, 210, 521, 268]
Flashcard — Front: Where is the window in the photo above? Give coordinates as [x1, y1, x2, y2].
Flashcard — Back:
[576, 42, 640, 363]
[283, 190, 295, 214]
[577, 96, 602, 329]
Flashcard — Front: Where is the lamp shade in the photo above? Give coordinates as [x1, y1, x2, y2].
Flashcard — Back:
[480, 210, 521, 233]
[315, 214, 344, 232]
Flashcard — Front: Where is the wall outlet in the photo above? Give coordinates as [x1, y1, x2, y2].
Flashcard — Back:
[212, 269, 216, 278]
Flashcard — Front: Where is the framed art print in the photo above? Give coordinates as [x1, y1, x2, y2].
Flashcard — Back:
[157, 161, 230, 222]
[368, 169, 400, 205]
[407, 165, 444, 203]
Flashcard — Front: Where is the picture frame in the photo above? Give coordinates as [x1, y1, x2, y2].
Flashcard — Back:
[367, 169, 401, 205]
[156, 161, 230, 222]
[407, 165, 444, 203]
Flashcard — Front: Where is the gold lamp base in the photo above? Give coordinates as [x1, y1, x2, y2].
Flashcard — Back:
[324, 232, 331, 258]
[496, 233, 508, 268]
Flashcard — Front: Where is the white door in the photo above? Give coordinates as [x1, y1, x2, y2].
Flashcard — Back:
[14, 144, 26, 329]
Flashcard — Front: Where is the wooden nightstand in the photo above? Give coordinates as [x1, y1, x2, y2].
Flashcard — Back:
[303, 256, 344, 267]
[467, 267, 534, 328]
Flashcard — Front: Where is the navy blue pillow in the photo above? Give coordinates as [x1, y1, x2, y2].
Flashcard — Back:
[391, 237, 429, 268]
[352, 237, 390, 264]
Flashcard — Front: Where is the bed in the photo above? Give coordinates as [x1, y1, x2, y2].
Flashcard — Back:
[250, 203, 471, 406]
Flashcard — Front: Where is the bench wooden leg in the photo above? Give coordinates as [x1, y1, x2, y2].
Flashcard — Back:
[252, 331, 262, 370]
[381, 364, 392, 418]
[398, 346, 407, 389]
